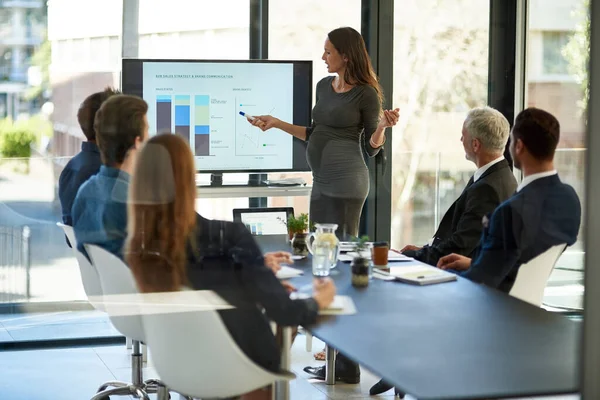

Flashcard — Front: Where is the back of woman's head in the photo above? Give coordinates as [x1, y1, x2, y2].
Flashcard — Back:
[328, 26, 383, 106]
[126, 133, 197, 293]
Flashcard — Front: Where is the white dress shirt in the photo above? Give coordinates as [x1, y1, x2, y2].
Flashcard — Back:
[517, 170, 558, 192]
[473, 156, 505, 182]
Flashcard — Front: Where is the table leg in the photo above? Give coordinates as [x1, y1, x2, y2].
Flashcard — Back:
[325, 345, 336, 385]
[275, 326, 292, 400]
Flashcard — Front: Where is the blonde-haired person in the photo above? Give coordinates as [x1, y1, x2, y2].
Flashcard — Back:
[126, 133, 335, 400]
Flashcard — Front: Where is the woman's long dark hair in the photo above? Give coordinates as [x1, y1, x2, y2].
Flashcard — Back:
[126, 134, 197, 292]
[328, 27, 384, 107]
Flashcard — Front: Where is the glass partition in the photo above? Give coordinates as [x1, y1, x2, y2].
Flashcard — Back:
[526, 0, 588, 310]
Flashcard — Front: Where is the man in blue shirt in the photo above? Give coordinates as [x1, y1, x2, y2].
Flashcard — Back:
[72, 94, 149, 258]
[58, 87, 119, 228]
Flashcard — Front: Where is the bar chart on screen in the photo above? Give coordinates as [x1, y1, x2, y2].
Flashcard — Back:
[194, 95, 210, 156]
[143, 61, 295, 171]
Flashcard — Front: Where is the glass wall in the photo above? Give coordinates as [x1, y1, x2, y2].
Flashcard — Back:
[526, 0, 588, 310]
[267, 0, 361, 215]
[0, 0, 254, 344]
[0, 0, 122, 343]
[390, 0, 490, 247]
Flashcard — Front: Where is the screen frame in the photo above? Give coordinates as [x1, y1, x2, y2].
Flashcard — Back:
[121, 58, 312, 174]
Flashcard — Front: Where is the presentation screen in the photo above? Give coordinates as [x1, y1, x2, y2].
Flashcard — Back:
[121, 59, 312, 173]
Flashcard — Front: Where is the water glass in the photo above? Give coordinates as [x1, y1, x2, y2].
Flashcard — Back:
[312, 241, 332, 277]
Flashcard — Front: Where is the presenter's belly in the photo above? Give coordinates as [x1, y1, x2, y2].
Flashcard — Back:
[306, 133, 369, 199]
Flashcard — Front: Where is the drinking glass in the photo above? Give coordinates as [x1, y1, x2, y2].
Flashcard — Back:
[312, 241, 332, 277]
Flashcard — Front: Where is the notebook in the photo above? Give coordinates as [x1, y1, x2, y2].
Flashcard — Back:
[289, 293, 357, 315]
[388, 265, 457, 285]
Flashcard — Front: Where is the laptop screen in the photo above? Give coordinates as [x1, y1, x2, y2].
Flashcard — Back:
[233, 207, 294, 236]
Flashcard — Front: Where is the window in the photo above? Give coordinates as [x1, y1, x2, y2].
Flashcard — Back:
[269, 0, 361, 102]
[390, 0, 489, 249]
[527, 0, 587, 310]
[267, 0, 362, 215]
[543, 31, 572, 74]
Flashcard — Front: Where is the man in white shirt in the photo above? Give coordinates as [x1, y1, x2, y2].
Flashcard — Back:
[401, 106, 517, 266]
[437, 107, 581, 292]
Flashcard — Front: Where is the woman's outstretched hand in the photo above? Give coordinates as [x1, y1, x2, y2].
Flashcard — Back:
[248, 115, 281, 131]
[378, 108, 400, 129]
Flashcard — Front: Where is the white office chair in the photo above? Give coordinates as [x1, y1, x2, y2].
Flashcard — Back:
[85, 245, 183, 400]
[141, 290, 295, 400]
[57, 223, 105, 310]
[58, 223, 134, 350]
[509, 243, 567, 307]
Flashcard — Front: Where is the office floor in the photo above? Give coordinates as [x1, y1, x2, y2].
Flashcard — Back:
[0, 333, 581, 400]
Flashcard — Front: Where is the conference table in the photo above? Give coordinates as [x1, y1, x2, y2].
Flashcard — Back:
[257, 235, 580, 400]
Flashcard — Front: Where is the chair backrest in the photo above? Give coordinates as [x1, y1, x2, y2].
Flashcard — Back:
[85, 244, 145, 341]
[141, 292, 292, 399]
[57, 222, 104, 309]
[509, 243, 567, 307]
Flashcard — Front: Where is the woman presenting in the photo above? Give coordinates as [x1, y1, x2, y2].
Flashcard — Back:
[249, 26, 399, 240]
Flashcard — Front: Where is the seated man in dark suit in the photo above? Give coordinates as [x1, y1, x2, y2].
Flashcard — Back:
[370, 108, 580, 398]
[402, 106, 517, 266]
[58, 87, 119, 229]
[437, 107, 581, 292]
[371, 106, 517, 396]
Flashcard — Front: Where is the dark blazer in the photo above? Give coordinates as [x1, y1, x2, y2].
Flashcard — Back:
[186, 215, 319, 373]
[461, 174, 581, 293]
[408, 159, 517, 266]
[59, 142, 102, 226]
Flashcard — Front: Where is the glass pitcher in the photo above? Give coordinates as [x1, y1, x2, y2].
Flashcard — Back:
[306, 223, 340, 269]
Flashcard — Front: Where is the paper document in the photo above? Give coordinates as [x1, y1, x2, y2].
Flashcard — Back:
[276, 266, 304, 280]
[289, 293, 357, 315]
[319, 296, 357, 315]
[389, 265, 457, 285]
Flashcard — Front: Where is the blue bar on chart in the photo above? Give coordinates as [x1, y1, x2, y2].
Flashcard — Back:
[194, 95, 210, 156]
[156, 95, 172, 133]
[174, 95, 190, 143]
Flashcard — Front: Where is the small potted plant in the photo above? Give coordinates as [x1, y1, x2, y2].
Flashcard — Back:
[286, 213, 309, 256]
[351, 235, 371, 287]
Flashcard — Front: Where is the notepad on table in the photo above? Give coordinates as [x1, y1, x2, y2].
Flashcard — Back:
[290, 293, 357, 315]
[276, 266, 304, 280]
[319, 296, 357, 315]
[389, 264, 457, 285]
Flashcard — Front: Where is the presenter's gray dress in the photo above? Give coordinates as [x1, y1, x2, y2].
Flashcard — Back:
[306, 76, 382, 239]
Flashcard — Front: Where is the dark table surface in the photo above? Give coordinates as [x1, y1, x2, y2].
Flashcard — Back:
[257, 235, 580, 400]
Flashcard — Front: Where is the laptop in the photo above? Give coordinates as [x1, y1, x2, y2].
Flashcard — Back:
[232, 207, 294, 236]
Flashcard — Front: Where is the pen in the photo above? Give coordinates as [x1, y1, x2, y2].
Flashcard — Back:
[239, 111, 255, 121]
